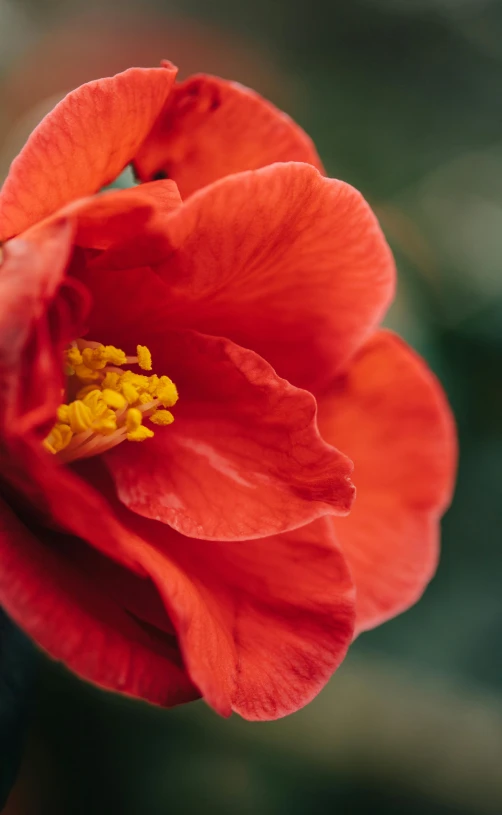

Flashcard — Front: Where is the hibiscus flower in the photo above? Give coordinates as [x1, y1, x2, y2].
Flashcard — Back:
[0, 63, 456, 720]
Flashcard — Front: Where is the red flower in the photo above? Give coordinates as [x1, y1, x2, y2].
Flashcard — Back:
[0, 63, 456, 720]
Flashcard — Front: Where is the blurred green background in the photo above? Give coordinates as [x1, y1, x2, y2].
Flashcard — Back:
[1, 0, 502, 813]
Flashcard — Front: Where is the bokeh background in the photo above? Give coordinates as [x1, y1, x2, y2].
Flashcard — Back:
[1, 0, 502, 812]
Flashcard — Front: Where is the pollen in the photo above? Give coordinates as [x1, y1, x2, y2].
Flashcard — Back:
[101, 389, 127, 410]
[67, 400, 93, 433]
[43, 340, 177, 462]
[149, 410, 174, 426]
[136, 345, 152, 371]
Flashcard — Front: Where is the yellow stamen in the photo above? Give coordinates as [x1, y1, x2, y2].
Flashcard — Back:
[66, 347, 83, 367]
[92, 409, 118, 434]
[126, 407, 154, 441]
[102, 345, 128, 366]
[102, 389, 127, 410]
[73, 364, 101, 382]
[101, 372, 120, 391]
[56, 404, 70, 423]
[43, 340, 177, 461]
[76, 384, 100, 400]
[149, 410, 174, 426]
[126, 408, 142, 432]
[43, 423, 73, 453]
[156, 377, 178, 407]
[82, 348, 107, 370]
[121, 382, 139, 404]
[137, 345, 152, 371]
[57, 424, 73, 450]
[67, 400, 94, 433]
[82, 389, 105, 411]
[127, 425, 155, 441]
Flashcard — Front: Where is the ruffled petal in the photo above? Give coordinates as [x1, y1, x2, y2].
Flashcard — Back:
[133, 72, 323, 197]
[65, 466, 355, 720]
[152, 517, 355, 721]
[0, 64, 177, 240]
[126, 162, 394, 392]
[0, 219, 82, 434]
[105, 330, 355, 540]
[317, 330, 457, 633]
[66, 180, 182, 251]
[1, 442, 354, 719]
[60, 181, 182, 276]
[0, 497, 198, 706]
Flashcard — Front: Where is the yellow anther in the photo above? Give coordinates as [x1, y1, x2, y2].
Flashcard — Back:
[147, 375, 160, 394]
[76, 384, 100, 400]
[125, 408, 142, 432]
[136, 345, 152, 371]
[101, 372, 120, 391]
[57, 424, 73, 450]
[102, 389, 126, 410]
[102, 345, 127, 366]
[45, 338, 176, 460]
[82, 347, 107, 370]
[122, 382, 139, 404]
[43, 429, 60, 454]
[67, 400, 94, 433]
[73, 364, 101, 382]
[121, 371, 149, 388]
[149, 410, 174, 426]
[156, 377, 178, 407]
[82, 388, 104, 408]
[92, 410, 118, 435]
[56, 404, 70, 423]
[127, 425, 155, 441]
[66, 347, 83, 367]
[43, 423, 73, 453]
[82, 390, 111, 420]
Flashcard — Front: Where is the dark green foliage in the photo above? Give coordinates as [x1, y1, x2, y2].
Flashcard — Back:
[0, 611, 37, 811]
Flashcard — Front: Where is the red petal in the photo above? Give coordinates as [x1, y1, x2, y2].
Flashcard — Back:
[0, 497, 198, 706]
[317, 330, 457, 633]
[64, 468, 355, 720]
[61, 180, 183, 275]
[133, 72, 323, 197]
[66, 180, 182, 251]
[154, 517, 355, 720]
[0, 219, 85, 435]
[148, 162, 395, 391]
[105, 330, 354, 540]
[1, 457, 354, 717]
[0, 64, 177, 240]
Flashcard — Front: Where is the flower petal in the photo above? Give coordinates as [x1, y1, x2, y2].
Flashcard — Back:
[1, 457, 354, 718]
[105, 330, 355, 540]
[0, 219, 82, 434]
[317, 330, 457, 633]
[0, 64, 177, 240]
[143, 162, 394, 391]
[66, 180, 182, 252]
[61, 180, 183, 277]
[65, 469, 355, 720]
[0, 497, 198, 706]
[133, 72, 323, 197]
[152, 517, 355, 721]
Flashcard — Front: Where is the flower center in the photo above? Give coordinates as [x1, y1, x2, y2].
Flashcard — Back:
[43, 340, 178, 463]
